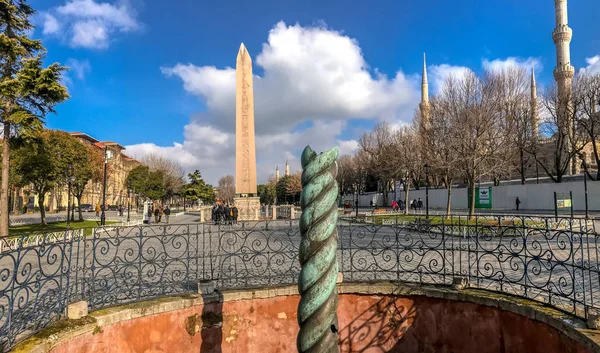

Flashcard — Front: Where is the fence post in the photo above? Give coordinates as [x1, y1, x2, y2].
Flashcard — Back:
[297, 145, 340, 353]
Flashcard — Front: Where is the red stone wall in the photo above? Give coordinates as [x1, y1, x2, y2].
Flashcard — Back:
[50, 294, 592, 353]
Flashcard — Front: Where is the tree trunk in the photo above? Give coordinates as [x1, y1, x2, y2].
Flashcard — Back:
[468, 181, 476, 219]
[38, 194, 47, 226]
[403, 182, 410, 216]
[446, 183, 452, 218]
[77, 195, 84, 221]
[1, 121, 10, 236]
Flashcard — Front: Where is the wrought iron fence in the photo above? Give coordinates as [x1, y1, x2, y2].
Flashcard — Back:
[0, 215, 599, 351]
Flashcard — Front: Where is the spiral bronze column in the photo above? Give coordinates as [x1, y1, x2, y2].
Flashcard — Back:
[297, 145, 340, 353]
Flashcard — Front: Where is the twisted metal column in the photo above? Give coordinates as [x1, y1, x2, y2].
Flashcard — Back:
[297, 145, 340, 353]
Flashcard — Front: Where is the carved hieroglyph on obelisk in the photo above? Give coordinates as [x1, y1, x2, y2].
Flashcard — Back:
[235, 43, 258, 196]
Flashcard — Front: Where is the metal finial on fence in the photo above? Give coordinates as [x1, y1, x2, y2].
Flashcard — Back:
[297, 145, 340, 353]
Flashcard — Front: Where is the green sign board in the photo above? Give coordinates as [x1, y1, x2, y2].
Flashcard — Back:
[475, 187, 492, 209]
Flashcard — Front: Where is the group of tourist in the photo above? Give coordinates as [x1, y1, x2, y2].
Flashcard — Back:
[211, 203, 239, 225]
[390, 198, 424, 211]
[147, 205, 171, 224]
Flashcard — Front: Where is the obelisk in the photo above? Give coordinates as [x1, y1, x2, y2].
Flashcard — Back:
[233, 43, 260, 220]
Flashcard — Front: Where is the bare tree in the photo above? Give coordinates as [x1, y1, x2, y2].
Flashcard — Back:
[532, 82, 585, 182]
[428, 96, 459, 217]
[217, 175, 235, 204]
[493, 67, 532, 184]
[575, 73, 600, 179]
[359, 122, 396, 205]
[442, 70, 512, 217]
[141, 154, 185, 199]
[337, 155, 356, 197]
[390, 125, 422, 214]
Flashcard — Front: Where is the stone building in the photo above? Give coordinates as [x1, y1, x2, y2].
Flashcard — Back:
[28, 132, 141, 213]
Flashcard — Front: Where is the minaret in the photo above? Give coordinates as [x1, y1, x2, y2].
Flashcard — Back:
[419, 53, 430, 134]
[285, 160, 290, 176]
[530, 62, 539, 137]
[553, 0, 575, 95]
[553, 0, 576, 173]
[276, 165, 280, 181]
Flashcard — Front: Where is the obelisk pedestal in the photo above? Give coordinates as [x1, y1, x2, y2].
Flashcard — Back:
[233, 43, 260, 221]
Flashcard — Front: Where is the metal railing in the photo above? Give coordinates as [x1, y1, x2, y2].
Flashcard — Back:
[0, 215, 598, 351]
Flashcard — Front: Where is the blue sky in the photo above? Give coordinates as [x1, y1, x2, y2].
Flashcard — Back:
[28, 0, 600, 183]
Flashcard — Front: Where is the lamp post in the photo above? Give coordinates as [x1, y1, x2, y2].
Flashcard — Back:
[127, 180, 131, 223]
[582, 160, 589, 219]
[66, 165, 75, 227]
[424, 163, 430, 219]
[100, 146, 112, 226]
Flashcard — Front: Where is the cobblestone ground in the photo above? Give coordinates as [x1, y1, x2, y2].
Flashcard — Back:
[1, 219, 599, 349]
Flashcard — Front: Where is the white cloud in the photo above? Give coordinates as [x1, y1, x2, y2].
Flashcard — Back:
[66, 58, 91, 80]
[161, 21, 420, 135]
[41, 0, 140, 49]
[428, 64, 472, 93]
[581, 55, 600, 75]
[42, 13, 60, 35]
[482, 57, 541, 74]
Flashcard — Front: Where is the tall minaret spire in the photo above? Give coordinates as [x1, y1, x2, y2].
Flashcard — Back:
[553, 0, 576, 174]
[553, 0, 575, 96]
[285, 160, 290, 176]
[276, 165, 280, 181]
[421, 53, 429, 104]
[531, 62, 539, 137]
[419, 53, 430, 135]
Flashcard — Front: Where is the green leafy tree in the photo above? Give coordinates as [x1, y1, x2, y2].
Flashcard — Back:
[145, 170, 165, 201]
[258, 177, 277, 204]
[276, 172, 302, 204]
[12, 130, 74, 225]
[126, 165, 149, 197]
[71, 144, 104, 221]
[184, 170, 214, 203]
[0, 1, 69, 235]
[125, 165, 165, 201]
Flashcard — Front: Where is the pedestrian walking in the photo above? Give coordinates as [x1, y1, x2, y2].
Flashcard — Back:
[516, 197, 521, 211]
[95, 203, 100, 217]
[154, 207, 160, 223]
[418, 198, 423, 210]
[164, 206, 171, 223]
[158, 207, 163, 223]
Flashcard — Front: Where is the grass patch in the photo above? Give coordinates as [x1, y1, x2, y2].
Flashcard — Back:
[369, 214, 545, 228]
[9, 220, 118, 237]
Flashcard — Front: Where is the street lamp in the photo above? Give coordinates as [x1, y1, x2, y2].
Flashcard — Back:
[424, 163, 430, 219]
[127, 181, 131, 223]
[66, 165, 75, 227]
[101, 146, 113, 226]
[582, 160, 589, 219]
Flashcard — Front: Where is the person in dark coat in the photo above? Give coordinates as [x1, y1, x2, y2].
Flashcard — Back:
[232, 205, 239, 224]
[224, 204, 230, 225]
[516, 197, 521, 211]
[218, 204, 225, 223]
[154, 207, 160, 223]
[211, 205, 217, 224]
[164, 206, 171, 223]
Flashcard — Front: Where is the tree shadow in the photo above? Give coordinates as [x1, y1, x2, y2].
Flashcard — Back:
[199, 289, 223, 353]
[338, 291, 418, 352]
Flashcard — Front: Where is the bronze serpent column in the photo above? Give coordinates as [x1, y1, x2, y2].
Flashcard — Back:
[297, 145, 340, 353]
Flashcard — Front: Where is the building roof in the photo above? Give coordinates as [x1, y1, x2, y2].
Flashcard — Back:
[69, 132, 99, 144]
[93, 141, 125, 150]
